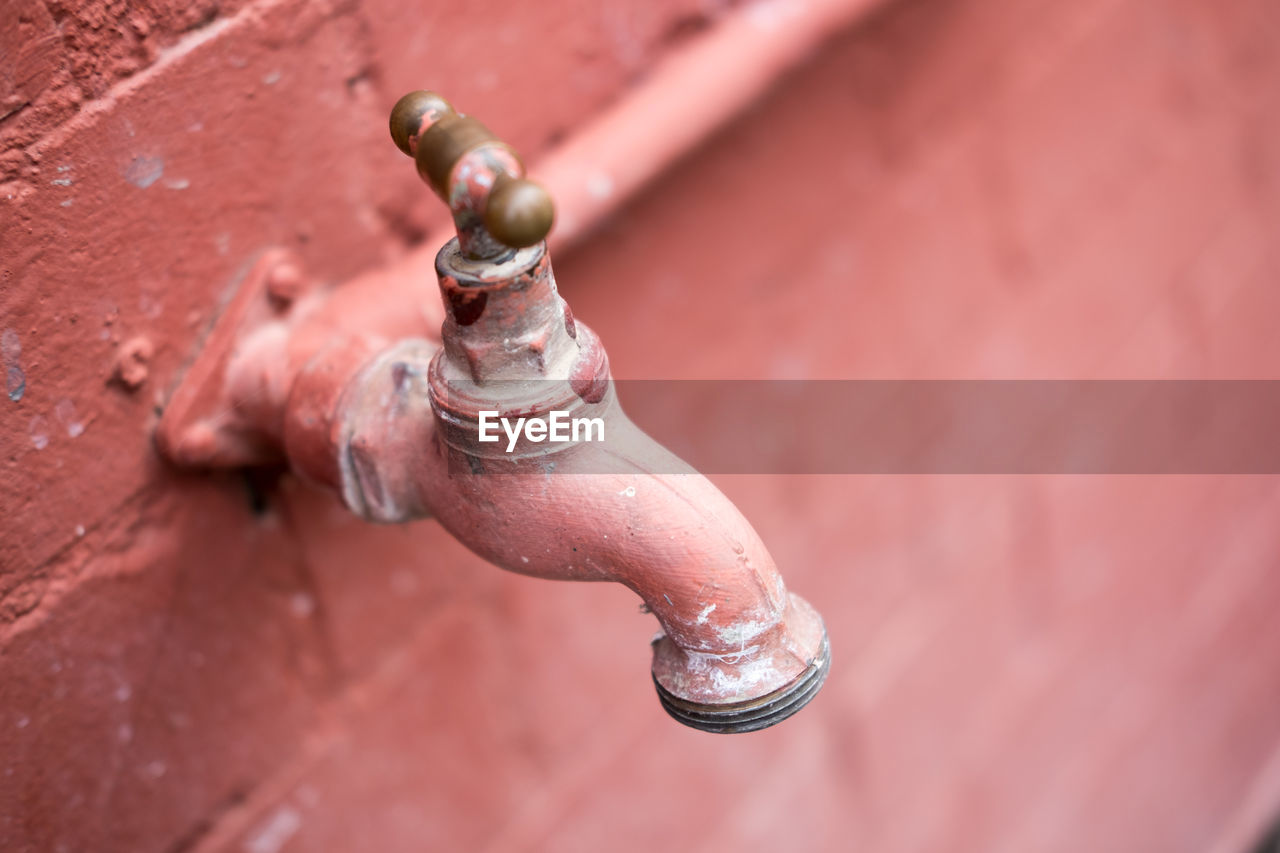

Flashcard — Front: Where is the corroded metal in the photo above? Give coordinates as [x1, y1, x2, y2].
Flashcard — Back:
[486, 173, 555, 249]
[416, 113, 504, 197]
[388, 89, 454, 157]
[389, 89, 554, 257]
[655, 629, 831, 734]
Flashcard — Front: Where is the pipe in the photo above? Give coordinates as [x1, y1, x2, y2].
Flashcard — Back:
[536, 0, 893, 251]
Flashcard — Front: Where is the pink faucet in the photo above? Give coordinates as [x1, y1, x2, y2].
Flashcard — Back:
[157, 91, 829, 732]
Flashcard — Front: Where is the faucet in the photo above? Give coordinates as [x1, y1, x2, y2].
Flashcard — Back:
[157, 91, 829, 733]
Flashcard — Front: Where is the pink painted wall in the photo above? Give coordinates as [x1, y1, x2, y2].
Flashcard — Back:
[4, 0, 1280, 851]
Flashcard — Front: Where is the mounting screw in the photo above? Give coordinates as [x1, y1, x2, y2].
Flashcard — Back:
[114, 336, 154, 390]
[266, 260, 305, 308]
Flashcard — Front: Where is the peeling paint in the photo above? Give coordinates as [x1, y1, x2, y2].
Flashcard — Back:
[4, 329, 25, 401]
[675, 647, 781, 700]
[123, 155, 164, 188]
[54, 399, 85, 437]
[27, 414, 46, 448]
[6, 366, 24, 401]
[714, 617, 773, 648]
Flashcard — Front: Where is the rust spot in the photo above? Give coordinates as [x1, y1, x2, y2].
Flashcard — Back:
[447, 288, 488, 326]
[563, 303, 577, 339]
[569, 353, 608, 403]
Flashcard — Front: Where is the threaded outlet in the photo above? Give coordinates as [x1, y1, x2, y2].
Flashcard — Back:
[653, 630, 830, 734]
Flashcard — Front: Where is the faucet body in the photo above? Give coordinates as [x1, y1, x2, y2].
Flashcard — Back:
[156, 92, 829, 732]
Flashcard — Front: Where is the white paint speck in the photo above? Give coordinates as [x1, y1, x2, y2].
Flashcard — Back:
[114, 684, 132, 703]
[747, 0, 803, 32]
[51, 178, 73, 187]
[60, 199, 73, 207]
[165, 178, 190, 190]
[262, 70, 282, 85]
[5, 333, 25, 399]
[74, 525, 85, 537]
[289, 592, 315, 617]
[244, 806, 303, 853]
[29, 416, 48, 450]
[123, 156, 165, 189]
[520, 555, 529, 564]
[145, 760, 166, 778]
[714, 618, 773, 648]
[56, 165, 72, 173]
[15, 716, 29, 729]
[587, 172, 613, 200]
[696, 603, 717, 625]
[56, 398, 84, 437]
[619, 486, 636, 497]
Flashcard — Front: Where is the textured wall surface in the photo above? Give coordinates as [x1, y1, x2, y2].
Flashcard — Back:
[3, 0, 1280, 851]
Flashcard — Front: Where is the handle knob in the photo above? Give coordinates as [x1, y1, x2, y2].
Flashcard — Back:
[485, 174, 555, 249]
[389, 90, 554, 251]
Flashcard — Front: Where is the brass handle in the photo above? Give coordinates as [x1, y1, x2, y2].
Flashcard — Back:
[389, 90, 554, 250]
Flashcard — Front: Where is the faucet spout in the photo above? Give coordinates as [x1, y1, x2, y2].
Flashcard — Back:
[329, 237, 830, 732]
